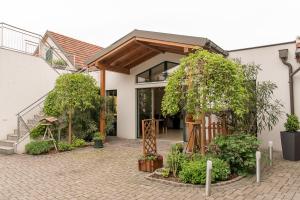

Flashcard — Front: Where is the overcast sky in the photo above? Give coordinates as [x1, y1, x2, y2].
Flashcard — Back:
[1, 0, 299, 50]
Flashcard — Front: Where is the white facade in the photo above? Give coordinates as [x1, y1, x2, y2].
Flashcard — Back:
[229, 42, 300, 151]
[0, 48, 59, 140]
[92, 52, 183, 139]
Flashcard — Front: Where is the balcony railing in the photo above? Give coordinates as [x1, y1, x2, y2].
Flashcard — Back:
[0, 22, 77, 70]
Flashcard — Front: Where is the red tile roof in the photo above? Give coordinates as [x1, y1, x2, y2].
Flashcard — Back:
[46, 31, 103, 68]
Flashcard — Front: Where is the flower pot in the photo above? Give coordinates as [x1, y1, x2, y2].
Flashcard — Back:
[280, 131, 300, 161]
[138, 155, 163, 172]
[94, 139, 103, 148]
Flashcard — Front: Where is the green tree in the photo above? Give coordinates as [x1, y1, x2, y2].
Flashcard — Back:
[162, 49, 249, 120]
[231, 63, 283, 133]
[45, 73, 100, 144]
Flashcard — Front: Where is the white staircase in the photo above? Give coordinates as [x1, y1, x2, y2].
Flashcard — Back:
[0, 112, 45, 155]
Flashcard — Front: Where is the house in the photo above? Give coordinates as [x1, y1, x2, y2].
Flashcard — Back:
[86, 30, 300, 151]
[0, 23, 102, 154]
[1, 22, 299, 154]
[85, 29, 228, 142]
[37, 31, 103, 70]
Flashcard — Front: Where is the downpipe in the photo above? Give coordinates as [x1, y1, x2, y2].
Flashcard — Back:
[280, 58, 295, 114]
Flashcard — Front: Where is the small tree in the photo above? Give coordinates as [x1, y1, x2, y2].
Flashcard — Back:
[231, 63, 284, 133]
[45, 74, 100, 144]
[162, 49, 249, 120]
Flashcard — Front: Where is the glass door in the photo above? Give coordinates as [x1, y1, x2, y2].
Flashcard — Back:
[137, 88, 153, 138]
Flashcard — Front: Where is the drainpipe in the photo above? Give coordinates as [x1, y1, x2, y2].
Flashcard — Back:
[279, 54, 295, 114]
[279, 38, 300, 115]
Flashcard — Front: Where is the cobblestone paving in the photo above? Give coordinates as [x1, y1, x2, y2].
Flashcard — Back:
[0, 138, 299, 200]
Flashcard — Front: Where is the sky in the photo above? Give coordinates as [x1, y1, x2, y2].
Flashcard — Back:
[1, 0, 300, 50]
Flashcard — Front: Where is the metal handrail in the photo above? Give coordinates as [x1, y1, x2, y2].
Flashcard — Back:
[0, 22, 86, 140]
[15, 67, 88, 140]
[0, 22, 77, 69]
[16, 92, 49, 116]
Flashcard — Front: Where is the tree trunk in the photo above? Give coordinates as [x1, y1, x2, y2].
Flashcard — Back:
[68, 111, 72, 144]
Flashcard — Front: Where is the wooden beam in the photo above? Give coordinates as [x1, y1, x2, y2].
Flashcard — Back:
[100, 68, 106, 136]
[109, 45, 144, 66]
[122, 49, 154, 69]
[124, 51, 159, 69]
[134, 40, 164, 54]
[96, 59, 130, 74]
[136, 37, 199, 50]
[104, 42, 139, 64]
[92, 37, 136, 65]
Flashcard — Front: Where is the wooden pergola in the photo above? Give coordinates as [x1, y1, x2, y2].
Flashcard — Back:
[85, 30, 228, 135]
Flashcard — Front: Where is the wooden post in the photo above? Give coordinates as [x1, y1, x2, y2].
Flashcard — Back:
[208, 115, 212, 143]
[212, 122, 216, 138]
[99, 66, 106, 137]
[201, 114, 206, 155]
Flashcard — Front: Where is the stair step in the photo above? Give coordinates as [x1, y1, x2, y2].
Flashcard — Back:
[0, 140, 15, 147]
[0, 146, 14, 155]
[7, 134, 18, 141]
[14, 129, 28, 135]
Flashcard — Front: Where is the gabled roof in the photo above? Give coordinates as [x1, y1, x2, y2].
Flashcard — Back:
[86, 29, 228, 65]
[45, 31, 103, 69]
[85, 29, 228, 73]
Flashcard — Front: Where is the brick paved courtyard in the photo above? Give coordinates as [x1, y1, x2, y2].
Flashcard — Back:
[0, 138, 300, 200]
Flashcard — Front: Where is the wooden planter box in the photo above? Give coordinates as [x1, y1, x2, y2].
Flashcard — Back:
[138, 155, 163, 172]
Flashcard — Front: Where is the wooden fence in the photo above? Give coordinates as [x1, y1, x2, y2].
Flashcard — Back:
[186, 116, 228, 154]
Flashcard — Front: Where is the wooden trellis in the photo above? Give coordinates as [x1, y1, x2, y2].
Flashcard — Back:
[186, 115, 228, 154]
[142, 119, 158, 156]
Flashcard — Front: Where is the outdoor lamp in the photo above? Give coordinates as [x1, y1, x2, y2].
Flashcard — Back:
[295, 48, 300, 63]
[279, 49, 289, 60]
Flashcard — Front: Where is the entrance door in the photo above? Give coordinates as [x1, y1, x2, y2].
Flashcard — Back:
[106, 90, 117, 136]
[137, 88, 153, 138]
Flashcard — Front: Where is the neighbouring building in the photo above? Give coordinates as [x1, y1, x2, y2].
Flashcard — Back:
[0, 23, 102, 154]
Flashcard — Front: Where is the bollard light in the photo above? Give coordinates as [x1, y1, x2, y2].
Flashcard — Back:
[256, 151, 261, 183]
[268, 141, 273, 166]
[205, 160, 212, 197]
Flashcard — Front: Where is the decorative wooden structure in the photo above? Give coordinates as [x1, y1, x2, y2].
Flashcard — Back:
[138, 119, 163, 172]
[186, 114, 228, 154]
[40, 117, 58, 152]
[142, 119, 158, 156]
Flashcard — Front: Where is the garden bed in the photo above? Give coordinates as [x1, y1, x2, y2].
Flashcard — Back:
[146, 171, 245, 188]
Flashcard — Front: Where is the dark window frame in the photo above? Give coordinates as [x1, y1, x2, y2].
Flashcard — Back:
[136, 61, 179, 83]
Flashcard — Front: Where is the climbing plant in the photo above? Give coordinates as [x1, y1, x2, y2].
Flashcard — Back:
[162, 49, 249, 119]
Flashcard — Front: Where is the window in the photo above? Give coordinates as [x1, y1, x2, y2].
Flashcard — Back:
[46, 47, 53, 63]
[136, 61, 179, 83]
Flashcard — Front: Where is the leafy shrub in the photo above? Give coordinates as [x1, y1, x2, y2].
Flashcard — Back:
[167, 144, 187, 177]
[209, 134, 259, 175]
[25, 141, 51, 155]
[71, 138, 86, 148]
[179, 157, 230, 185]
[93, 132, 105, 141]
[30, 124, 46, 139]
[284, 114, 300, 132]
[161, 168, 170, 178]
[58, 141, 74, 152]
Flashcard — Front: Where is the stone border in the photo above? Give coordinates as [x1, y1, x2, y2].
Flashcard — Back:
[145, 173, 245, 188]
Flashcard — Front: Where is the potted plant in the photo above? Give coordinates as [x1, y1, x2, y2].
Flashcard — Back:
[138, 154, 163, 172]
[93, 132, 104, 148]
[281, 114, 300, 161]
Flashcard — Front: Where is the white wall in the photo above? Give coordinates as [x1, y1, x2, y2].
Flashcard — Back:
[95, 52, 184, 139]
[0, 48, 59, 139]
[229, 42, 300, 151]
